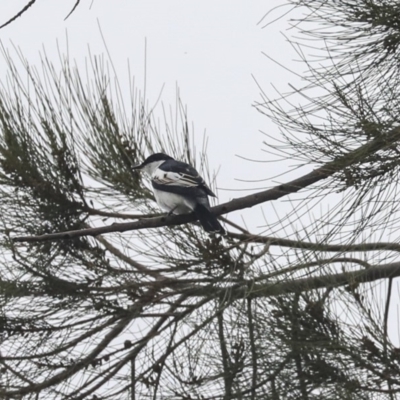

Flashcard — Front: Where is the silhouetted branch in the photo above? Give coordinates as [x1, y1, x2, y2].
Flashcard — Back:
[0, 0, 84, 29]
[200, 261, 400, 299]
[65, 0, 81, 20]
[230, 233, 400, 253]
[13, 125, 400, 243]
[0, 0, 37, 30]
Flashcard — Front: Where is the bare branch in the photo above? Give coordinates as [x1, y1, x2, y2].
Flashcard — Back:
[181, 261, 400, 299]
[0, 0, 37, 30]
[231, 232, 400, 254]
[64, 0, 81, 20]
[247, 298, 257, 400]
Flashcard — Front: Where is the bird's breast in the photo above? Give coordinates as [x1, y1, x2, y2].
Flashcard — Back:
[153, 189, 194, 214]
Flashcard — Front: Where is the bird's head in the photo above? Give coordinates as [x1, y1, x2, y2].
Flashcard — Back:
[132, 153, 174, 175]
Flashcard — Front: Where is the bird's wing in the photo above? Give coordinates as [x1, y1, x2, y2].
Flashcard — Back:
[152, 160, 216, 197]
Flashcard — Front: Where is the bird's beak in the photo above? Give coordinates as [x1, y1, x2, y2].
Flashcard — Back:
[132, 163, 143, 170]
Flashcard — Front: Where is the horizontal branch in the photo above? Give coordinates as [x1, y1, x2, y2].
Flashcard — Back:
[12, 127, 400, 243]
[230, 232, 400, 253]
[186, 261, 400, 299]
[11, 166, 331, 243]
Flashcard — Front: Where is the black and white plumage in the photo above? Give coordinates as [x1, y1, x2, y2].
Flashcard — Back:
[133, 153, 225, 234]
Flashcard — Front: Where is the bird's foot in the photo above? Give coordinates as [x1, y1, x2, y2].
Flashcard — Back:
[167, 207, 178, 217]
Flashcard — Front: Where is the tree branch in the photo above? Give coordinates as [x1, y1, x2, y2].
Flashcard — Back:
[12, 126, 400, 243]
[247, 298, 257, 400]
[0, 0, 37, 30]
[183, 261, 400, 299]
[64, 0, 81, 20]
[230, 232, 400, 254]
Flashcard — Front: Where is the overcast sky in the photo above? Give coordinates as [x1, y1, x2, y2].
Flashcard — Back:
[0, 1, 306, 220]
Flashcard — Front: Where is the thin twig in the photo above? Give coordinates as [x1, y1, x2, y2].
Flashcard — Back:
[0, 0, 37, 29]
[247, 298, 258, 400]
[130, 359, 135, 400]
[64, 0, 81, 20]
[384, 278, 394, 400]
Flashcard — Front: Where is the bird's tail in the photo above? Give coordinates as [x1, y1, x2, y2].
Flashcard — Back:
[194, 204, 225, 234]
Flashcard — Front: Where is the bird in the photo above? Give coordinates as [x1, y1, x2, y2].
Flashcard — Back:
[132, 153, 225, 234]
